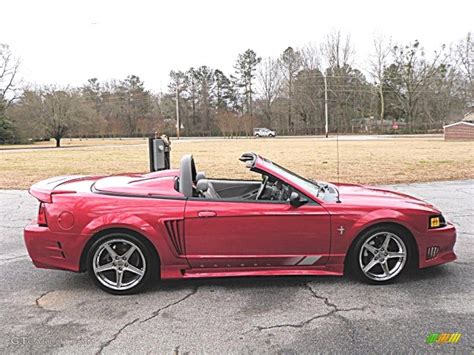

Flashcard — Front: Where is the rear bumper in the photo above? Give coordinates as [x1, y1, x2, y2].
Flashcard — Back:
[24, 224, 88, 272]
[417, 223, 457, 268]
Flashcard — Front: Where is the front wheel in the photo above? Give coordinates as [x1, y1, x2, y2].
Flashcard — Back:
[87, 232, 156, 294]
[349, 226, 412, 284]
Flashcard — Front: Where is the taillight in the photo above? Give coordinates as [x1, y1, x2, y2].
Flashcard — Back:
[38, 202, 48, 226]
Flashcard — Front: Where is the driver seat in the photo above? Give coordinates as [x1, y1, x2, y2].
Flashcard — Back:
[196, 179, 220, 199]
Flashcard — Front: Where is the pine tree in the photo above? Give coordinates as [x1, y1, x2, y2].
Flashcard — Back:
[234, 49, 261, 117]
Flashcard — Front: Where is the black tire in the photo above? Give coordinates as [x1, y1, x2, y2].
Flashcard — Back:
[87, 232, 157, 295]
[347, 225, 414, 285]
[255, 134, 260, 138]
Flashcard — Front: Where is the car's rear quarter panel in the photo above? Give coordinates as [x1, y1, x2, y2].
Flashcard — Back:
[25, 189, 189, 276]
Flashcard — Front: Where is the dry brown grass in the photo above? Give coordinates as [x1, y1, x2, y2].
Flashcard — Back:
[0, 137, 472, 189]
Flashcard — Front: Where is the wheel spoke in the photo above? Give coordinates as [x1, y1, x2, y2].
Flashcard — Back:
[364, 244, 377, 254]
[126, 265, 144, 276]
[122, 245, 136, 260]
[363, 258, 378, 273]
[380, 261, 390, 276]
[116, 270, 124, 288]
[387, 251, 405, 259]
[95, 262, 115, 274]
[382, 234, 391, 249]
[104, 244, 118, 259]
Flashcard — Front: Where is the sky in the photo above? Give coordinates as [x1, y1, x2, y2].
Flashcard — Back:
[1, 0, 472, 93]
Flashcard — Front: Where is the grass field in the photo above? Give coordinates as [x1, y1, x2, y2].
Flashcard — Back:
[0, 136, 472, 189]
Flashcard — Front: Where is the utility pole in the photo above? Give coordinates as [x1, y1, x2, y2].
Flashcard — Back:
[175, 84, 180, 140]
[324, 74, 329, 138]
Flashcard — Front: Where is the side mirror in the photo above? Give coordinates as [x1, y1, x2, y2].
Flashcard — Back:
[289, 191, 308, 207]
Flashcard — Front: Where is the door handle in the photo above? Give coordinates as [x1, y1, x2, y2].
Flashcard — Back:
[198, 211, 217, 218]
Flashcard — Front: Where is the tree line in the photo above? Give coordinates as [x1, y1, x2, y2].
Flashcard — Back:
[0, 31, 472, 146]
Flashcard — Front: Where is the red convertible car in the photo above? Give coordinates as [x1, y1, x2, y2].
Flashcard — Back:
[24, 153, 456, 294]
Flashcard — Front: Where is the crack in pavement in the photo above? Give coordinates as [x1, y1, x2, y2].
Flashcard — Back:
[243, 283, 366, 333]
[304, 283, 339, 310]
[35, 290, 53, 309]
[34, 290, 59, 326]
[253, 309, 338, 331]
[0, 254, 28, 262]
[140, 287, 199, 323]
[95, 287, 199, 354]
[95, 318, 140, 355]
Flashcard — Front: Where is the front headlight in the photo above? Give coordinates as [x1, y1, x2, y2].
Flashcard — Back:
[429, 214, 447, 229]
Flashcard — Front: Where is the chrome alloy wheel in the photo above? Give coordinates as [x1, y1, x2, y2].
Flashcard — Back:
[358, 232, 407, 282]
[92, 238, 146, 291]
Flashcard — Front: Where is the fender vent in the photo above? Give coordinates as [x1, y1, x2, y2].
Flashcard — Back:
[164, 220, 185, 256]
[426, 246, 439, 260]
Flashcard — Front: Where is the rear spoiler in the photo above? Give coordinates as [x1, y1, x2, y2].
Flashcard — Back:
[29, 175, 83, 203]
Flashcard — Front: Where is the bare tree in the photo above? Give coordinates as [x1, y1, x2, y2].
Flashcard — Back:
[257, 57, 282, 126]
[296, 44, 324, 133]
[386, 40, 448, 131]
[321, 30, 354, 69]
[300, 43, 321, 71]
[169, 70, 187, 135]
[369, 34, 391, 124]
[320, 30, 358, 132]
[15, 87, 96, 147]
[280, 47, 302, 133]
[184, 68, 197, 130]
[0, 44, 21, 107]
[455, 32, 473, 105]
[215, 109, 239, 138]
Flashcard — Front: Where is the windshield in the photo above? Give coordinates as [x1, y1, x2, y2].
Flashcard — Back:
[262, 160, 321, 197]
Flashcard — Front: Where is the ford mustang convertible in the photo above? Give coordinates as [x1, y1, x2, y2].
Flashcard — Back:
[24, 153, 456, 294]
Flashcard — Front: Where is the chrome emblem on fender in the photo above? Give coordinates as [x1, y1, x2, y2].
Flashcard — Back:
[338, 226, 345, 235]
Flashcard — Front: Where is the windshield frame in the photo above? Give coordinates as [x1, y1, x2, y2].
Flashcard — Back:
[253, 156, 326, 202]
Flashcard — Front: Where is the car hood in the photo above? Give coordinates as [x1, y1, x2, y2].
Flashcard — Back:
[335, 183, 439, 211]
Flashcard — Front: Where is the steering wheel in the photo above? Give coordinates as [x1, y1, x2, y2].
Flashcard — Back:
[256, 175, 268, 200]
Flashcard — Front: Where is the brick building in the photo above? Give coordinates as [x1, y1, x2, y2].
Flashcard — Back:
[443, 112, 474, 140]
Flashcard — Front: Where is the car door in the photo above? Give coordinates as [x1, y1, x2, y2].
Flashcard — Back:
[184, 197, 331, 269]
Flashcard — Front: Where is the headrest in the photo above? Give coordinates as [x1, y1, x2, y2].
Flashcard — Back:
[196, 179, 209, 192]
[196, 171, 206, 181]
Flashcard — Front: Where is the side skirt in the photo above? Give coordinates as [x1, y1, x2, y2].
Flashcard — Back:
[180, 268, 342, 279]
[159, 256, 346, 280]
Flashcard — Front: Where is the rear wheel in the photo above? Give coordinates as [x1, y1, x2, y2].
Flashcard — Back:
[87, 232, 156, 294]
[349, 225, 411, 284]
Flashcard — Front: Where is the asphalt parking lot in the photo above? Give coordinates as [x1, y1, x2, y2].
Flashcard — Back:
[0, 180, 472, 354]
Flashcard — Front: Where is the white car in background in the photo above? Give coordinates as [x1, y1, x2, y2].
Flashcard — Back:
[254, 128, 276, 138]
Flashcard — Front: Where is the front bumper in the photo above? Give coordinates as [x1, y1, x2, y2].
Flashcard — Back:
[24, 223, 88, 272]
[417, 222, 457, 268]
